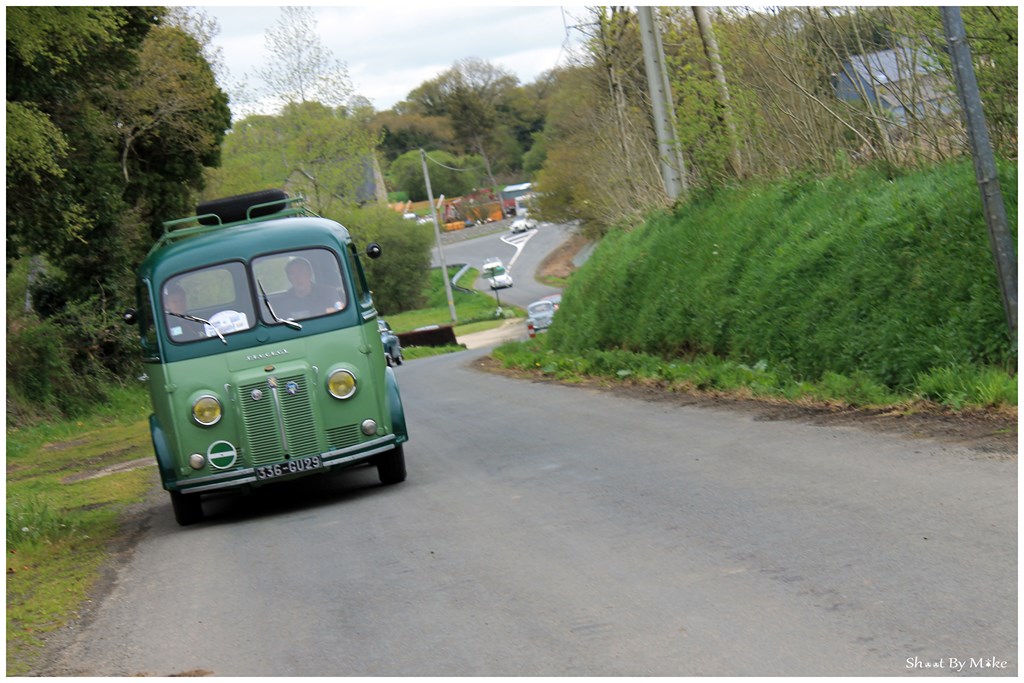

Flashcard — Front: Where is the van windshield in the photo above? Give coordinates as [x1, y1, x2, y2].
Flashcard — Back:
[162, 262, 255, 343]
[252, 248, 347, 324]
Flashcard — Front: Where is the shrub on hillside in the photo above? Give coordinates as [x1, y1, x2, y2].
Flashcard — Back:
[549, 160, 1016, 391]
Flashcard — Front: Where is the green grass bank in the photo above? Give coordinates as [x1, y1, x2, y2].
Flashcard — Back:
[546, 160, 1016, 407]
[6, 385, 154, 675]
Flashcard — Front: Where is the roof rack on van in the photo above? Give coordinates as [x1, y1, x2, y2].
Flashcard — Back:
[151, 192, 317, 253]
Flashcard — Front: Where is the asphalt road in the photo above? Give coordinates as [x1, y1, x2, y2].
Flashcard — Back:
[49, 346, 1016, 676]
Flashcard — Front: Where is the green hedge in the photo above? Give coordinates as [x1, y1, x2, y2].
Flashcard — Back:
[549, 161, 1017, 391]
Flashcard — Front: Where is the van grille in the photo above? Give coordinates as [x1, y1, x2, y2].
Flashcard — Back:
[326, 424, 362, 450]
[238, 374, 320, 465]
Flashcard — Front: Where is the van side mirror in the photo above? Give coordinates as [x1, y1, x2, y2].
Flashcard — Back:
[123, 309, 137, 325]
[366, 243, 382, 259]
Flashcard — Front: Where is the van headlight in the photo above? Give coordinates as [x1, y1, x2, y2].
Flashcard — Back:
[192, 395, 222, 426]
[327, 369, 357, 399]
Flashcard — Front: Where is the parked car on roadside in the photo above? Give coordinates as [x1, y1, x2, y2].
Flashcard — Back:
[482, 258, 514, 289]
[509, 217, 537, 234]
[526, 294, 561, 332]
[378, 319, 403, 366]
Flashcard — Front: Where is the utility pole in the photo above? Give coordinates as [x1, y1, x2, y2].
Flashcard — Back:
[637, 5, 687, 201]
[941, 7, 1017, 340]
[421, 149, 457, 325]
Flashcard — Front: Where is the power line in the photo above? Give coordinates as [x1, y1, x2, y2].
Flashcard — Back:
[421, 150, 484, 174]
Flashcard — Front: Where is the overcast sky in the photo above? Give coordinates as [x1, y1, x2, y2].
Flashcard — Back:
[202, 5, 588, 115]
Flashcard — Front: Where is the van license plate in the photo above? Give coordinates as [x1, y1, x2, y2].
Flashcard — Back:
[254, 455, 323, 481]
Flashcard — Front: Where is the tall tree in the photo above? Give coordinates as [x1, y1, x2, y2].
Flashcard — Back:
[534, 8, 664, 235]
[7, 6, 231, 408]
[406, 58, 521, 186]
[7, 6, 150, 263]
[692, 6, 743, 178]
[205, 102, 381, 216]
[108, 25, 228, 185]
[249, 6, 353, 112]
[373, 110, 457, 163]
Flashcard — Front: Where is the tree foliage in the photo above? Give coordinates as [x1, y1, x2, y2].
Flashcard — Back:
[389, 57, 547, 188]
[533, 6, 1017, 235]
[107, 25, 227, 186]
[903, 6, 1018, 158]
[534, 8, 664, 237]
[337, 206, 435, 315]
[6, 6, 231, 415]
[205, 101, 381, 216]
[374, 110, 456, 163]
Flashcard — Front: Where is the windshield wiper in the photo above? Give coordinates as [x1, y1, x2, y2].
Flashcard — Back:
[257, 280, 302, 330]
[168, 311, 227, 344]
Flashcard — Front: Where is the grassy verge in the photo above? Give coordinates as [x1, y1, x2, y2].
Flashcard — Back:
[493, 336, 1017, 411]
[6, 383, 154, 675]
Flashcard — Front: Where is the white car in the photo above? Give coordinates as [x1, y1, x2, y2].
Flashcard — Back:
[482, 258, 513, 289]
[509, 217, 537, 234]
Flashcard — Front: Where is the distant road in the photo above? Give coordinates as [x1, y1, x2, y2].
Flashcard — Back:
[434, 221, 574, 308]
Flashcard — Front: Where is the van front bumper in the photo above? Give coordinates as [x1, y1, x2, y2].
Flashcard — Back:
[168, 434, 397, 495]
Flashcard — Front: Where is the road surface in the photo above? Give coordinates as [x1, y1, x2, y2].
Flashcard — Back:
[47, 348, 1016, 676]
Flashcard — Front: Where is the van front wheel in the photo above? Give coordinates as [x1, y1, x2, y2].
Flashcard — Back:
[170, 491, 204, 526]
[376, 445, 406, 485]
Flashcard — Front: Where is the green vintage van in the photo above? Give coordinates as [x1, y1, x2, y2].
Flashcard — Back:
[125, 190, 409, 525]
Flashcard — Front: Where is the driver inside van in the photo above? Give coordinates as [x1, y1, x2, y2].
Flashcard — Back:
[276, 257, 342, 320]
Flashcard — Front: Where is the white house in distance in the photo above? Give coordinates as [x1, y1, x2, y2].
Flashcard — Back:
[831, 46, 953, 125]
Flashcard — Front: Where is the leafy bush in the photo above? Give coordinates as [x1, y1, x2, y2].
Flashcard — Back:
[7, 318, 66, 402]
[338, 204, 434, 315]
[550, 160, 1016, 398]
[6, 312, 128, 419]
